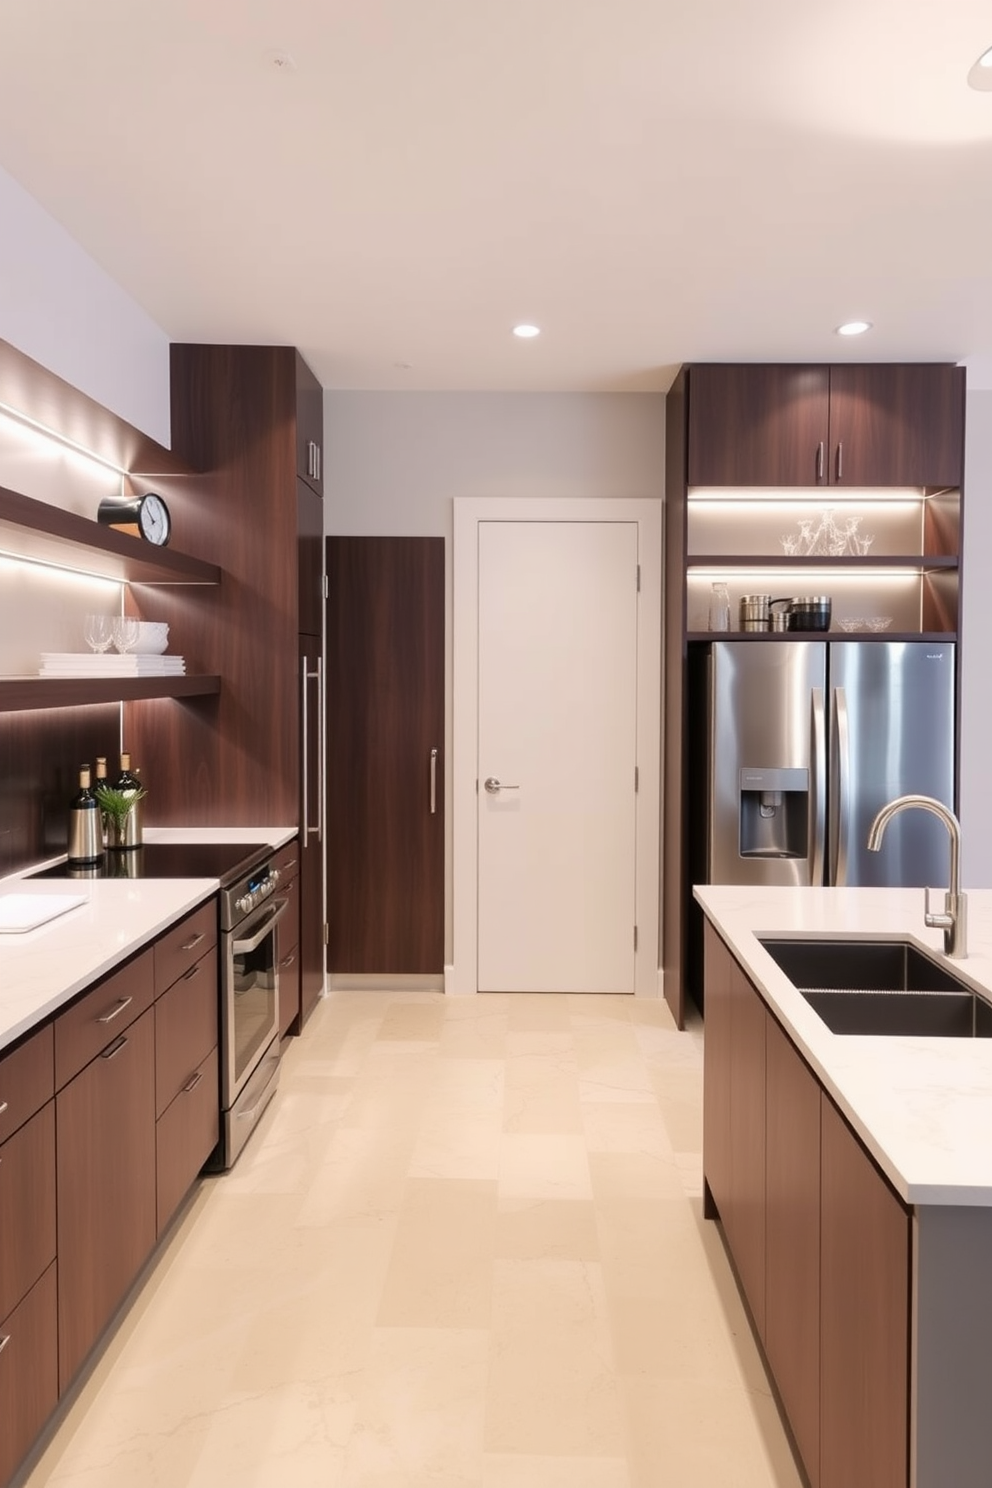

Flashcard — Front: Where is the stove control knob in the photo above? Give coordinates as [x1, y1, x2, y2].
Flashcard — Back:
[235, 895, 248, 914]
[271, 868, 281, 886]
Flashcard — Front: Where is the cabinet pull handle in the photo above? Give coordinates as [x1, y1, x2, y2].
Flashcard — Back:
[282, 950, 297, 968]
[430, 747, 438, 815]
[281, 858, 298, 874]
[180, 932, 205, 952]
[816, 441, 824, 482]
[183, 962, 202, 981]
[97, 995, 133, 1025]
[101, 1034, 128, 1060]
[0, 1100, 8, 1117]
[836, 441, 843, 481]
[182, 1070, 203, 1094]
[0, 1333, 9, 1357]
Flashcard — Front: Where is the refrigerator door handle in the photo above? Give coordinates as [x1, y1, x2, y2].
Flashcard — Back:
[810, 688, 826, 885]
[830, 686, 852, 887]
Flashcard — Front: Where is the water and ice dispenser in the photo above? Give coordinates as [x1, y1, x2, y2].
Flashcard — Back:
[738, 767, 809, 860]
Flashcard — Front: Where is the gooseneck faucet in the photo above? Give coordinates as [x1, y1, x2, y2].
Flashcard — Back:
[867, 794, 967, 958]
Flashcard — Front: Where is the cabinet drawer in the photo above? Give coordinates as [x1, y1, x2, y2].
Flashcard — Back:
[0, 1022, 53, 1145]
[156, 1046, 219, 1235]
[55, 949, 154, 1090]
[279, 869, 300, 947]
[155, 945, 218, 1118]
[0, 1102, 56, 1323]
[278, 938, 301, 1038]
[153, 900, 218, 999]
[272, 839, 300, 886]
[0, 1261, 58, 1488]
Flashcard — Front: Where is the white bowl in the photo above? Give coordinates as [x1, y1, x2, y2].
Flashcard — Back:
[130, 621, 170, 654]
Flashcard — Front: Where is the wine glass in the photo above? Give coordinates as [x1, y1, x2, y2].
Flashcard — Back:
[83, 614, 114, 653]
[112, 616, 140, 654]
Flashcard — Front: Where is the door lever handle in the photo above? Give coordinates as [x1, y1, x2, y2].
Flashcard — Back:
[484, 777, 519, 794]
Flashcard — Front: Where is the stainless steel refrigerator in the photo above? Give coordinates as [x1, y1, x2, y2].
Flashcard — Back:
[703, 640, 956, 888]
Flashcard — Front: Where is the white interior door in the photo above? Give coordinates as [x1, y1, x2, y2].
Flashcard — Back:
[477, 520, 639, 993]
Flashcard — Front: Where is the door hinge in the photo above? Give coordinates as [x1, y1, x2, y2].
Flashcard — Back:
[636, 564, 641, 592]
[634, 925, 638, 952]
[635, 765, 639, 793]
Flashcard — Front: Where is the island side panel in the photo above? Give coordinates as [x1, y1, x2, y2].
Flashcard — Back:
[913, 1206, 992, 1488]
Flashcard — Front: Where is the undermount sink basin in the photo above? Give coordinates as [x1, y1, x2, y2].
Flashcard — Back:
[758, 937, 992, 1038]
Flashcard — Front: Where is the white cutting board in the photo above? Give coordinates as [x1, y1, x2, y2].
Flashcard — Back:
[0, 893, 89, 933]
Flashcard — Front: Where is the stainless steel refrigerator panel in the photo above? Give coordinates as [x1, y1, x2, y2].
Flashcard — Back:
[828, 642, 955, 887]
[708, 642, 826, 885]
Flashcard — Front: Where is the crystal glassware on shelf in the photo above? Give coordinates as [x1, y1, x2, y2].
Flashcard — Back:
[83, 614, 114, 653]
[112, 616, 140, 654]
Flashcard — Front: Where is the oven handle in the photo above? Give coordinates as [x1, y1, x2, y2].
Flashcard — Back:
[232, 897, 289, 956]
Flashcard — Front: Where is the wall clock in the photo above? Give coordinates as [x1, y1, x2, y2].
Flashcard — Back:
[97, 492, 172, 546]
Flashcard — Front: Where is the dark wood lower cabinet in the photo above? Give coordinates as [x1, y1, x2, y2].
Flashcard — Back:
[325, 536, 445, 974]
[727, 959, 766, 1333]
[156, 1047, 219, 1234]
[702, 922, 732, 1215]
[820, 1093, 910, 1488]
[764, 1017, 821, 1486]
[56, 1005, 157, 1390]
[0, 1262, 58, 1488]
[0, 1102, 56, 1324]
[703, 923, 911, 1488]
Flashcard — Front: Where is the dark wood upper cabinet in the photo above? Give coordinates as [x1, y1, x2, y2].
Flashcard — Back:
[688, 365, 830, 486]
[687, 362, 965, 489]
[827, 364, 965, 487]
[296, 353, 324, 496]
[298, 481, 324, 637]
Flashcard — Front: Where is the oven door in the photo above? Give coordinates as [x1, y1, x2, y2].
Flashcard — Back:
[224, 896, 288, 1104]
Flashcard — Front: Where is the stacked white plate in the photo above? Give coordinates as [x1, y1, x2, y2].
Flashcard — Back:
[39, 652, 187, 676]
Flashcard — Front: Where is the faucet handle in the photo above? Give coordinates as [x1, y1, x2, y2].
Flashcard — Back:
[924, 887, 968, 959]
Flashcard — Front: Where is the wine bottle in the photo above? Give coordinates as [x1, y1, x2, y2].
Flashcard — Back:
[67, 764, 102, 864]
[93, 756, 109, 847]
[114, 751, 144, 848]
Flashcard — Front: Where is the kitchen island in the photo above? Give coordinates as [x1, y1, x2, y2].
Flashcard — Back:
[695, 884, 992, 1488]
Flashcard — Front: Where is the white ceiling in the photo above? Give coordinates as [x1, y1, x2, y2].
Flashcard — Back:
[2, 0, 992, 392]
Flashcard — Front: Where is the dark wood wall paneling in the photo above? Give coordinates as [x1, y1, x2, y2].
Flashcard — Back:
[127, 346, 301, 825]
[0, 706, 120, 877]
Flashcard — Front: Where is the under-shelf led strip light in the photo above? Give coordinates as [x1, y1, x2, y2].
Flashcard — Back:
[0, 402, 128, 479]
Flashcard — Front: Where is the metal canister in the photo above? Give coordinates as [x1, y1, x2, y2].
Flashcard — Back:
[739, 594, 771, 631]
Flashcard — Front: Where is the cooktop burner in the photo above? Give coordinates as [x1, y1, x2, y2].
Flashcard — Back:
[30, 841, 270, 887]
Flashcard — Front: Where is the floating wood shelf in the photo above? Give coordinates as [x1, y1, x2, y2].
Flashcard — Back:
[0, 487, 220, 586]
[0, 675, 221, 712]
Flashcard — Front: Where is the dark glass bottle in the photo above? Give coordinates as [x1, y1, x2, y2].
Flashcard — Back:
[67, 764, 102, 864]
[114, 751, 144, 848]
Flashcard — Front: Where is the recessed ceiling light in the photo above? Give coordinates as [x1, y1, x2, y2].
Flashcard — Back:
[967, 46, 992, 89]
[512, 324, 541, 339]
[836, 320, 872, 336]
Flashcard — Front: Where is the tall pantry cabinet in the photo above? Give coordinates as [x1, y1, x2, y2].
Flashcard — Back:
[161, 344, 326, 1029]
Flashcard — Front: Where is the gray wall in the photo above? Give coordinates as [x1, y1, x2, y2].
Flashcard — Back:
[325, 391, 666, 538]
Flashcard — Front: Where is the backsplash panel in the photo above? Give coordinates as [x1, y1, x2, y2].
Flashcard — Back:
[0, 704, 118, 876]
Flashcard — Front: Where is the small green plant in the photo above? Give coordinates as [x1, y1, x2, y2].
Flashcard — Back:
[94, 785, 147, 845]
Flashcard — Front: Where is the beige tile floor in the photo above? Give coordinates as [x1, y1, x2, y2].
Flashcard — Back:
[21, 991, 804, 1488]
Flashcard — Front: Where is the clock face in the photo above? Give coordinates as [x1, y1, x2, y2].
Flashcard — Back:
[139, 493, 171, 546]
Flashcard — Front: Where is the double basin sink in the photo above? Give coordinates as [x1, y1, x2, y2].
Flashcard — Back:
[758, 937, 992, 1038]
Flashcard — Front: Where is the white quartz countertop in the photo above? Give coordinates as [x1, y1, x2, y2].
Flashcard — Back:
[0, 826, 294, 1055]
[694, 884, 992, 1207]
